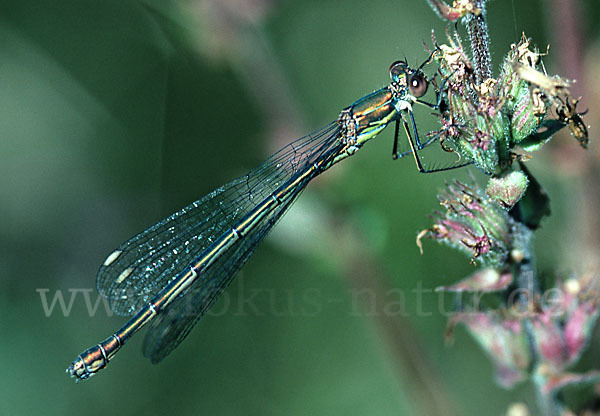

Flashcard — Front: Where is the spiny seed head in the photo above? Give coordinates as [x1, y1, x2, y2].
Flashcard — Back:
[418, 180, 512, 266]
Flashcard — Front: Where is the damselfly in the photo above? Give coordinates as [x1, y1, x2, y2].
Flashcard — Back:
[67, 52, 458, 381]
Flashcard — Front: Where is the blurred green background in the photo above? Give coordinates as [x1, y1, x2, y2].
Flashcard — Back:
[1, 0, 599, 414]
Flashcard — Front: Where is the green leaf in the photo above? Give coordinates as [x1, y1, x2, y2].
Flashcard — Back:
[519, 120, 566, 152]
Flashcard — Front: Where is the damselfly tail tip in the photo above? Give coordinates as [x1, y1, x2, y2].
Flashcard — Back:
[67, 342, 114, 381]
[66, 358, 83, 381]
[66, 355, 95, 382]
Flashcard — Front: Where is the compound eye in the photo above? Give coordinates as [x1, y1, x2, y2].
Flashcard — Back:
[408, 73, 428, 97]
[389, 60, 408, 82]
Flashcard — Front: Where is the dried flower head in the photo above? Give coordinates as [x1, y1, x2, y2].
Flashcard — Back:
[418, 180, 512, 266]
[426, 0, 482, 21]
[430, 32, 588, 176]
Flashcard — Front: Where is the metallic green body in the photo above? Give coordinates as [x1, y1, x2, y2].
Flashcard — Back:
[68, 65, 418, 381]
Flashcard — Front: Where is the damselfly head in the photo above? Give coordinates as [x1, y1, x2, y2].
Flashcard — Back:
[389, 60, 429, 98]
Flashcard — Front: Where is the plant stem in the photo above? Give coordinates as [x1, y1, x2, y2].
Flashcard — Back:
[461, 4, 565, 414]
[464, 0, 492, 83]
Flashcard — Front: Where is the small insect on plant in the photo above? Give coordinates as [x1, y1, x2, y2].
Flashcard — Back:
[67, 52, 460, 381]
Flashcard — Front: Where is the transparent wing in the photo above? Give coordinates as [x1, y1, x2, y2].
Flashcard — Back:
[142, 181, 304, 363]
[142, 138, 345, 364]
[97, 122, 341, 315]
